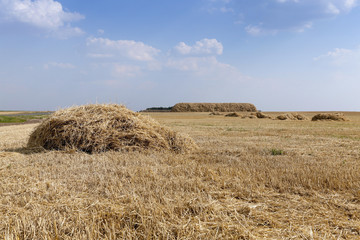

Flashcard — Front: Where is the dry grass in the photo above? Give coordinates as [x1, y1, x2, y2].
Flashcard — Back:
[1, 111, 360, 239]
[172, 103, 257, 112]
[27, 104, 197, 154]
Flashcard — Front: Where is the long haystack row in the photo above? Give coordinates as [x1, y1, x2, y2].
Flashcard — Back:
[171, 103, 257, 112]
[27, 104, 197, 153]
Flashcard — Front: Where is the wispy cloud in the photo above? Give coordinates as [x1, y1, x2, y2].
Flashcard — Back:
[206, 0, 359, 35]
[86, 37, 244, 85]
[166, 56, 236, 76]
[313, 47, 360, 67]
[44, 62, 76, 69]
[314, 48, 353, 61]
[0, 0, 84, 38]
[174, 38, 223, 55]
[86, 37, 160, 61]
[345, 0, 358, 9]
[87, 53, 114, 59]
[113, 64, 141, 78]
[313, 45, 360, 93]
[245, 25, 266, 36]
[97, 29, 105, 35]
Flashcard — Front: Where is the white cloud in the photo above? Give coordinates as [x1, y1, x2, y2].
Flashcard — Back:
[113, 64, 141, 78]
[277, 0, 357, 10]
[52, 26, 84, 39]
[167, 57, 201, 71]
[245, 22, 311, 36]
[326, 3, 341, 15]
[87, 53, 114, 58]
[314, 47, 360, 67]
[276, 0, 359, 13]
[344, 0, 358, 9]
[245, 25, 263, 36]
[86, 38, 162, 80]
[87, 37, 160, 61]
[206, 0, 359, 35]
[245, 24, 280, 36]
[84, 36, 247, 92]
[209, 0, 232, 3]
[171, 38, 227, 80]
[276, 0, 299, 3]
[166, 56, 231, 73]
[220, 7, 234, 13]
[0, 0, 84, 37]
[314, 48, 353, 61]
[295, 22, 313, 33]
[44, 62, 76, 69]
[174, 42, 192, 55]
[205, 0, 234, 14]
[174, 38, 223, 55]
[313, 45, 360, 98]
[86, 37, 244, 85]
[165, 55, 246, 92]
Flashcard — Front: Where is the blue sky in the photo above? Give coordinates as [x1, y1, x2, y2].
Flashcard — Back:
[0, 0, 359, 111]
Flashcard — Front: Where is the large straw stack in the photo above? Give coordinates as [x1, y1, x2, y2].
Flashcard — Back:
[27, 104, 197, 153]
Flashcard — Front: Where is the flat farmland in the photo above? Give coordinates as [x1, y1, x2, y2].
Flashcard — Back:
[0, 112, 25, 116]
[0, 112, 359, 239]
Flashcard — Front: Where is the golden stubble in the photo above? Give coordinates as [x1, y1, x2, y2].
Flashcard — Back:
[0, 112, 359, 239]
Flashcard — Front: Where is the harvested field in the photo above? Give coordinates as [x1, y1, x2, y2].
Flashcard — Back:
[172, 103, 257, 112]
[312, 113, 348, 121]
[1, 111, 360, 239]
[28, 104, 197, 153]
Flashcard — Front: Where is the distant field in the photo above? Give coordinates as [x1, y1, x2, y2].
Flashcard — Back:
[0, 111, 25, 115]
[0, 111, 359, 239]
[0, 111, 51, 124]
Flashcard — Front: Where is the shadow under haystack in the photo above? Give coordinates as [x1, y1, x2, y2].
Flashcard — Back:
[27, 104, 198, 154]
[256, 112, 272, 119]
[209, 111, 222, 116]
[225, 112, 240, 117]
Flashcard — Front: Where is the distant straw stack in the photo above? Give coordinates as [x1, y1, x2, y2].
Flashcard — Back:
[312, 113, 347, 121]
[171, 103, 257, 112]
[276, 113, 308, 121]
